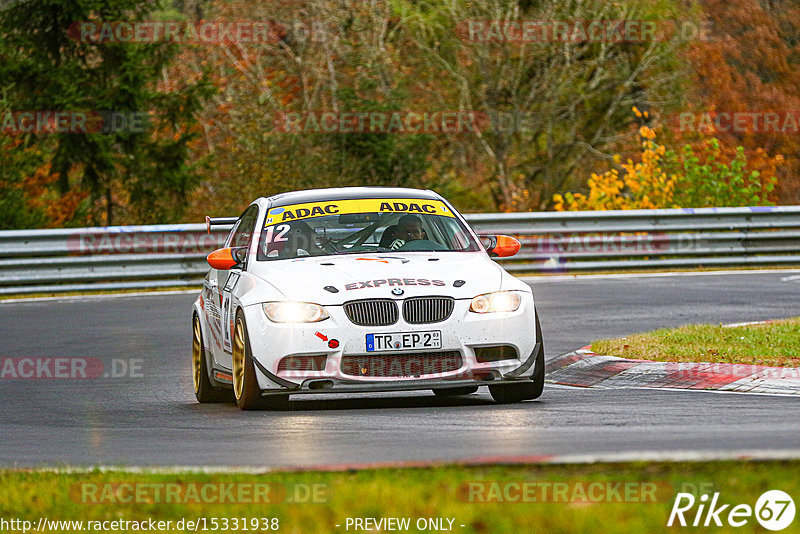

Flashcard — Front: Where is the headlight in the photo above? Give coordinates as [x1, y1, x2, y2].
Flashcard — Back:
[263, 302, 330, 323]
[469, 291, 521, 314]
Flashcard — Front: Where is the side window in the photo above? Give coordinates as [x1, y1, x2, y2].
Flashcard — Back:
[228, 206, 259, 249]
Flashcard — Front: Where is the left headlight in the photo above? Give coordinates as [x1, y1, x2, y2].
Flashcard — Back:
[263, 302, 330, 323]
[469, 291, 521, 314]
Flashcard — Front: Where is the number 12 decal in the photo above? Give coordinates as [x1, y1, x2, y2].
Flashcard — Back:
[264, 224, 290, 243]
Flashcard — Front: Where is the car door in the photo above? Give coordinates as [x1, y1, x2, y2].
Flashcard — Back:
[208, 205, 260, 369]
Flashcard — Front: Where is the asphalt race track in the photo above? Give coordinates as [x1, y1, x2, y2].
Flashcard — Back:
[1, 271, 799, 468]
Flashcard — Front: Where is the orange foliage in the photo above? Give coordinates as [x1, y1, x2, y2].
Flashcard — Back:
[554, 123, 678, 211]
[21, 162, 87, 227]
[554, 108, 781, 211]
[682, 0, 800, 203]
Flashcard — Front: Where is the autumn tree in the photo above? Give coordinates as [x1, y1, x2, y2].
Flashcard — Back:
[401, 0, 689, 211]
[0, 0, 213, 226]
[679, 0, 800, 203]
[181, 0, 435, 218]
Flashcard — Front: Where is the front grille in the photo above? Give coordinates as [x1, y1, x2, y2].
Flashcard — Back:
[341, 351, 463, 377]
[402, 296, 454, 324]
[343, 299, 398, 326]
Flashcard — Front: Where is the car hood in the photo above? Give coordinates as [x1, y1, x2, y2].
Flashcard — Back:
[247, 252, 509, 305]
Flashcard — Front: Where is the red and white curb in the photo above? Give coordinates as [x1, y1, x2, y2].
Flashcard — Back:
[546, 347, 800, 396]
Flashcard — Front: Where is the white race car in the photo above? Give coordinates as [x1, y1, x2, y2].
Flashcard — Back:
[192, 187, 544, 409]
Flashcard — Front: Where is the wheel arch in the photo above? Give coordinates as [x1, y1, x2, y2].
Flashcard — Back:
[234, 305, 301, 392]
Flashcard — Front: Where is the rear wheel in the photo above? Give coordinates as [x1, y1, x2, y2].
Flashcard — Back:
[192, 315, 231, 403]
[433, 386, 479, 397]
[232, 311, 289, 411]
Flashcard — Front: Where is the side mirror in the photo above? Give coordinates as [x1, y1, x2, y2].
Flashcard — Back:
[207, 247, 247, 270]
[480, 235, 521, 258]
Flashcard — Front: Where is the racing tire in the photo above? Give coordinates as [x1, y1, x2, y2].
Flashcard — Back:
[489, 313, 545, 404]
[232, 311, 290, 411]
[192, 315, 232, 403]
[432, 386, 479, 397]
[232, 312, 267, 410]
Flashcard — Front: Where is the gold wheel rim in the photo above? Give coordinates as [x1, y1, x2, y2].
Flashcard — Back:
[232, 318, 246, 400]
[192, 317, 202, 394]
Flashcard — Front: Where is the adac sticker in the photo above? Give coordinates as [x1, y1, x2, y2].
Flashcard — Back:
[265, 198, 454, 226]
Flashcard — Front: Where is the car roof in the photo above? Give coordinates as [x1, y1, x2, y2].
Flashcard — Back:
[261, 187, 441, 208]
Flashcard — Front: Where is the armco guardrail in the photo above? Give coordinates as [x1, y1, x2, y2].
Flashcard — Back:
[0, 224, 222, 295]
[1, 206, 799, 295]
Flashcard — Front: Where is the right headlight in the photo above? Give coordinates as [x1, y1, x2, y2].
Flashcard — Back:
[263, 302, 330, 323]
[469, 291, 521, 314]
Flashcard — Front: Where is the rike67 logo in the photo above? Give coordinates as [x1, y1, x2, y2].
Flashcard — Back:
[668, 490, 795, 530]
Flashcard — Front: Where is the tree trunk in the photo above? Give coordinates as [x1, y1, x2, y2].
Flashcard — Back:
[105, 187, 113, 227]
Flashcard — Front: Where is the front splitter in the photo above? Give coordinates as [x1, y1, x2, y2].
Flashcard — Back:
[258, 372, 540, 396]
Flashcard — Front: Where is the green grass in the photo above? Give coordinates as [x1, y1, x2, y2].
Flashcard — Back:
[1, 461, 799, 533]
[592, 318, 800, 367]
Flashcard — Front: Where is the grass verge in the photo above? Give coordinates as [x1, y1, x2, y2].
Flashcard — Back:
[591, 318, 800, 367]
[1, 461, 798, 533]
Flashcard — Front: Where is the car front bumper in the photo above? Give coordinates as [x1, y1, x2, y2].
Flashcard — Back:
[256, 341, 543, 396]
[241, 294, 541, 393]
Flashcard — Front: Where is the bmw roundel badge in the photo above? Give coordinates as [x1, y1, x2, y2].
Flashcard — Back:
[391, 288, 404, 296]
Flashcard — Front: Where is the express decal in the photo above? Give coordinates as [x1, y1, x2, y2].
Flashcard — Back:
[344, 278, 446, 290]
[264, 198, 455, 226]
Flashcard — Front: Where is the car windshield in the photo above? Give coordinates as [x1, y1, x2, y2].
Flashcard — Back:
[256, 198, 482, 261]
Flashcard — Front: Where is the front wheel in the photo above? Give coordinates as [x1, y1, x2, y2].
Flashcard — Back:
[489, 379, 541, 403]
[232, 311, 290, 410]
[232, 312, 267, 410]
[489, 316, 545, 404]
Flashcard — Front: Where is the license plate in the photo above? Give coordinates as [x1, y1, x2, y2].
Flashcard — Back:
[366, 331, 442, 352]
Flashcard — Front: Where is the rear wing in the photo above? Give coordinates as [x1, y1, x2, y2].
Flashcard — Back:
[205, 216, 238, 234]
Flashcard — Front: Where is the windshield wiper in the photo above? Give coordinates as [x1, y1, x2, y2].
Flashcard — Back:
[334, 248, 393, 255]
